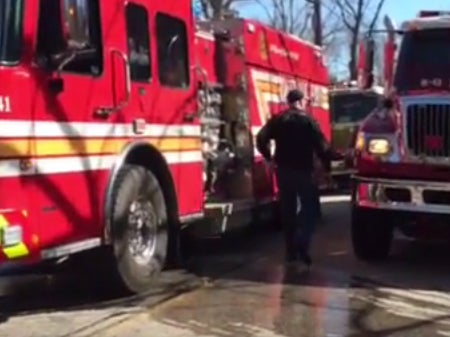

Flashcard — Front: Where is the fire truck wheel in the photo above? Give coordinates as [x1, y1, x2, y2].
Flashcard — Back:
[351, 207, 393, 261]
[110, 164, 168, 294]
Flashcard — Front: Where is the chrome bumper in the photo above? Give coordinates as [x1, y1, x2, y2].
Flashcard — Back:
[354, 176, 450, 214]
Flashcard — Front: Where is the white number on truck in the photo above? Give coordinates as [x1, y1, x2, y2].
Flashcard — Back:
[0, 96, 11, 112]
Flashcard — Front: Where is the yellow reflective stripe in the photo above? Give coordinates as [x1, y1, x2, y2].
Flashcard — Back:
[3, 243, 29, 259]
[0, 215, 8, 229]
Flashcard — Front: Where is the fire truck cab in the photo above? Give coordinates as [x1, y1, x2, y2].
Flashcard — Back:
[0, 0, 206, 293]
[352, 10, 450, 261]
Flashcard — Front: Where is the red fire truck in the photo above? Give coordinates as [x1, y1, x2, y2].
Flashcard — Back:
[352, 10, 450, 261]
[0, 0, 330, 293]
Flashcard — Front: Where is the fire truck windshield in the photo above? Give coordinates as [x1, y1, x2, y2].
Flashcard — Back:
[394, 28, 450, 92]
[0, 0, 24, 65]
[330, 92, 380, 124]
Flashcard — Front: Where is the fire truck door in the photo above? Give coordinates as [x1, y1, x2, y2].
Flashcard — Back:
[32, 0, 127, 248]
[140, 7, 203, 216]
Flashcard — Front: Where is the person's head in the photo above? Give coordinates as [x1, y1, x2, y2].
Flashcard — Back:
[286, 89, 304, 109]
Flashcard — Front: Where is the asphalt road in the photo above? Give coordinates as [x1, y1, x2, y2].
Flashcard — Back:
[1, 195, 450, 337]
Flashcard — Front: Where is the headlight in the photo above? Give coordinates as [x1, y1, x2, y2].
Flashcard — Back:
[367, 138, 390, 155]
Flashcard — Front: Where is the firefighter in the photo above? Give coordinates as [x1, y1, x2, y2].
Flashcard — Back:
[256, 89, 332, 266]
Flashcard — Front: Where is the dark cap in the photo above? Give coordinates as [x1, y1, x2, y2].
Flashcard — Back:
[286, 89, 304, 104]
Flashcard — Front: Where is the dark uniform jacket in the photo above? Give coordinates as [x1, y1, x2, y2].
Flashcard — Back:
[256, 108, 331, 172]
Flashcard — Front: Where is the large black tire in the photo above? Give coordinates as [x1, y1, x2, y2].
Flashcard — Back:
[351, 206, 393, 261]
[109, 164, 168, 294]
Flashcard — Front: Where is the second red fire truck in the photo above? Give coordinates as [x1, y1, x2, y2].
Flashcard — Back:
[352, 10, 450, 260]
[0, 0, 330, 293]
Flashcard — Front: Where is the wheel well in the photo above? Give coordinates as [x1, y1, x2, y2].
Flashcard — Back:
[103, 141, 180, 245]
[123, 144, 179, 225]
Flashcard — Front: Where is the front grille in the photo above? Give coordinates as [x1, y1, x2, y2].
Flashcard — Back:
[406, 103, 450, 157]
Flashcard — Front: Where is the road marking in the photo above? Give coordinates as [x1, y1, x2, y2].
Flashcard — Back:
[353, 279, 450, 326]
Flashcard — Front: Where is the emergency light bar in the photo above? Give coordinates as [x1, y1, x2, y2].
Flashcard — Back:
[418, 10, 450, 17]
[402, 14, 450, 31]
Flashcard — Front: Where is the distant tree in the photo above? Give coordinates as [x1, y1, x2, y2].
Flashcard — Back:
[199, 0, 252, 19]
[333, 0, 386, 80]
[246, 0, 343, 52]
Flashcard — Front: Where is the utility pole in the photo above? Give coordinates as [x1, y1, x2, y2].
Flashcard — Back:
[310, 0, 323, 46]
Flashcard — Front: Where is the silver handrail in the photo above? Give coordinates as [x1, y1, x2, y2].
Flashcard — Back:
[110, 48, 131, 111]
[95, 48, 132, 118]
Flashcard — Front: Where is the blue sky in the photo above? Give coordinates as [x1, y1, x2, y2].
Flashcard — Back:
[382, 0, 449, 23]
[238, 0, 450, 25]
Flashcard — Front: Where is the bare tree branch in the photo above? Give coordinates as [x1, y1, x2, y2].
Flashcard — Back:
[368, 0, 386, 32]
[332, 0, 386, 79]
[247, 0, 345, 56]
[200, 0, 252, 19]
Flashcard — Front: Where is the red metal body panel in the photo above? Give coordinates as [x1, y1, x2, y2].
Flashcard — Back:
[195, 31, 219, 84]
[241, 19, 331, 140]
[243, 20, 328, 81]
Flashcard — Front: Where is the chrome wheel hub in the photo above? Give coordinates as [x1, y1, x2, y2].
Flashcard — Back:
[127, 198, 158, 265]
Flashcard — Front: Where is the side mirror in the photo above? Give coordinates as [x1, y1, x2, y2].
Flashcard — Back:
[60, 0, 91, 51]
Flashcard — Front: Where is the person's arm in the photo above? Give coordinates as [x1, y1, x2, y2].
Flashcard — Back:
[309, 117, 332, 172]
[256, 117, 276, 161]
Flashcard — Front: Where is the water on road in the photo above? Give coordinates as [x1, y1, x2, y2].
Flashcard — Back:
[0, 195, 450, 337]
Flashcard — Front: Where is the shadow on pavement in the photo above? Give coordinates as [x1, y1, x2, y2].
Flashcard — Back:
[0, 214, 276, 323]
[148, 198, 450, 337]
[1, 197, 450, 337]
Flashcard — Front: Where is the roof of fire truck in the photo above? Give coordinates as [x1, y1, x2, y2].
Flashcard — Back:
[244, 19, 323, 51]
[401, 10, 450, 31]
[196, 18, 323, 52]
[195, 16, 329, 84]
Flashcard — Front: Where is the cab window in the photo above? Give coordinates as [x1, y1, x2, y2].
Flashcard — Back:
[35, 0, 103, 77]
[125, 3, 151, 82]
[155, 13, 190, 88]
[0, 0, 24, 65]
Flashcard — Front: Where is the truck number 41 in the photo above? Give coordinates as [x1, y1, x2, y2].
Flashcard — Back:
[0, 96, 11, 112]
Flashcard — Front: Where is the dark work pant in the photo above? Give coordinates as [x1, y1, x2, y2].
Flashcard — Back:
[311, 184, 322, 219]
[276, 166, 318, 257]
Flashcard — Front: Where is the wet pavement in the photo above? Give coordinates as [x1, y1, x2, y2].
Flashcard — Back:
[1, 195, 450, 336]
